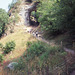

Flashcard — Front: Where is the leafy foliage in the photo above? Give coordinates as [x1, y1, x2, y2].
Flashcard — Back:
[37, 0, 75, 36]
[3, 41, 16, 54]
[8, 0, 21, 13]
[0, 8, 9, 36]
[0, 54, 3, 62]
[15, 58, 26, 70]
[26, 41, 46, 60]
[15, 41, 66, 75]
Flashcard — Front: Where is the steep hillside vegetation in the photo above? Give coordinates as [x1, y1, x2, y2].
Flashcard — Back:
[0, 0, 75, 75]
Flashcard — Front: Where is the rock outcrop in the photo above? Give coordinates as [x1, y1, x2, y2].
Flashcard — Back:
[7, 62, 18, 70]
[19, 1, 40, 26]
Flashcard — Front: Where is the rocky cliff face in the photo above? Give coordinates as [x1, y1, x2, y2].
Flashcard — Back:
[19, 0, 39, 26]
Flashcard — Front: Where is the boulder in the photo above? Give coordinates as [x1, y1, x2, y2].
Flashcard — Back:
[7, 62, 18, 70]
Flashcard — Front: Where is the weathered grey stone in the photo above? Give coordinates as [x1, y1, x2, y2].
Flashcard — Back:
[7, 62, 18, 70]
[19, 1, 40, 26]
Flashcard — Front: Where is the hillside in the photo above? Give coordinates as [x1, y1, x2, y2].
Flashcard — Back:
[0, 0, 75, 75]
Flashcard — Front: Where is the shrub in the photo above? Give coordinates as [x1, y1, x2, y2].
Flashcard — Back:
[37, 0, 75, 37]
[3, 41, 16, 54]
[26, 41, 47, 60]
[15, 58, 26, 70]
[8, 13, 20, 24]
[26, 41, 32, 48]
[14, 41, 67, 75]
[0, 54, 3, 62]
[0, 8, 9, 36]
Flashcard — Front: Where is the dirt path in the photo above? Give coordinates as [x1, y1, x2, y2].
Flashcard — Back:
[64, 47, 75, 55]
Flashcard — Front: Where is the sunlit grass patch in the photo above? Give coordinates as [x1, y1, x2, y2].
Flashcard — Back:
[0, 25, 37, 61]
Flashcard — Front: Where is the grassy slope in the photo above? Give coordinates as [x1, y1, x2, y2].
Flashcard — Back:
[0, 24, 37, 75]
[0, 25, 37, 61]
[0, 1, 37, 74]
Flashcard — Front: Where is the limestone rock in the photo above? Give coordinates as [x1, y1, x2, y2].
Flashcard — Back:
[7, 62, 18, 70]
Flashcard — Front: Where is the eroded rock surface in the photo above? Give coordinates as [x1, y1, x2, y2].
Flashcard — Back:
[19, 1, 40, 26]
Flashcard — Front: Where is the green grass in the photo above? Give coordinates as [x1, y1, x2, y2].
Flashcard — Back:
[0, 25, 37, 61]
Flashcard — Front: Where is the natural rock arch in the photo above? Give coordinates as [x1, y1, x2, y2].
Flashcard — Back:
[24, 1, 40, 26]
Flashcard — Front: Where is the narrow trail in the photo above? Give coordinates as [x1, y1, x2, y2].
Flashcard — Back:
[64, 47, 75, 55]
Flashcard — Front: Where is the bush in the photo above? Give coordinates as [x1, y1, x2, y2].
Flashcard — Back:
[37, 0, 75, 36]
[26, 41, 47, 60]
[0, 8, 9, 36]
[21, 41, 67, 75]
[8, 0, 21, 11]
[15, 58, 26, 70]
[3, 41, 16, 54]
[0, 54, 3, 62]
[8, 13, 20, 24]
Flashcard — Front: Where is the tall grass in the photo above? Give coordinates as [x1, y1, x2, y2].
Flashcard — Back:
[8, 41, 67, 75]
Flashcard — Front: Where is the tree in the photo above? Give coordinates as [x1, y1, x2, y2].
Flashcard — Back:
[37, 0, 75, 36]
[58, 0, 75, 34]
[0, 9, 9, 36]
